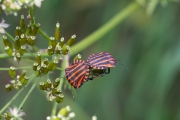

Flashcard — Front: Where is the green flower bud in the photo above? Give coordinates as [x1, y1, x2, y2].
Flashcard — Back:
[58, 106, 71, 117]
[73, 54, 81, 61]
[49, 37, 56, 49]
[16, 53, 21, 61]
[14, 37, 21, 50]
[62, 44, 70, 55]
[53, 78, 60, 88]
[55, 45, 62, 54]
[9, 66, 16, 78]
[52, 88, 61, 95]
[15, 26, 22, 37]
[54, 23, 60, 41]
[3, 35, 12, 49]
[46, 79, 52, 89]
[47, 46, 54, 55]
[27, 36, 35, 46]
[19, 70, 26, 81]
[20, 15, 25, 30]
[4, 46, 13, 56]
[18, 46, 26, 56]
[33, 62, 38, 71]
[3, 113, 11, 119]
[42, 64, 48, 74]
[26, 24, 32, 36]
[67, 34, 76, 47]
[39, 82, 47, 90]
[35, 66, 41, 77]
[5, 84, 14, 92]
[20, 76, 29, 86]
[32, 23, 40, 36]
[59, 37, 64, 47]
[56, 93, 64, 103]
[17, 82, 22, 90]
[20, 34, 27, 45]
[43, 58, 49, 66]
[48, 60, 58, 71]
[36, 52, 41, 65]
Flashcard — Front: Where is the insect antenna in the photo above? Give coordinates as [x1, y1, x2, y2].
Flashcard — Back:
[116, 60, 128, 70]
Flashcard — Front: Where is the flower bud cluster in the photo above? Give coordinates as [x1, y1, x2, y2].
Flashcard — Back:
[39, 78, 64, 103]
[5, 67, 29, 92]
[33, 52, 58, 77]
[48, 23, 76, 56]
[0, 0, 44, 16]
[3, 15, 40, 62]
[46, 106, 75, 120]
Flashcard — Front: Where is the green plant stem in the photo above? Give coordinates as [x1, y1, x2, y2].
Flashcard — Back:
[24, 59, 36, 63]
[18, 82, 36, 110]
[5, 31, 15, 42]
[0, 89, 23, 114]
[29, 7, 35, 24]
[0, 66, 32, 70]
[0, 74, 36, 114]
[56, 67, 64, 71]
[70, 1, 140, 56]
[38, 28, 51, 41]
[51, 102, 58, 118]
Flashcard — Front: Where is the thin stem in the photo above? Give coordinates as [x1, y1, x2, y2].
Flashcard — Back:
[38, 28, 51, 41]
[29, 7, 35, 24]
[58, 55, 69, 90]
[56, 67, 65, 71]
[0, 89, 23, 114]
[70, 1, 140, 56]
[24, 59, 36, 63]
[0, 74, 36, 114]
[0, 66, 32, 70]
[5, 31, 15, 42]
[18, 82, 36, 110]
[51, 102, 58, 117]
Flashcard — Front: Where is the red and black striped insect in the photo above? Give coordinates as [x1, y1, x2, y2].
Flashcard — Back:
[87, 52, 117, 69]
[65, 60, 90, 89]
[87, 52, 117, 77]
[65, 52, 125, 88]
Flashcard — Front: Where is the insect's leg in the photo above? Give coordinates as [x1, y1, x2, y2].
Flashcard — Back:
[104, 68, 110, 74]
[87, 69, 94, 80]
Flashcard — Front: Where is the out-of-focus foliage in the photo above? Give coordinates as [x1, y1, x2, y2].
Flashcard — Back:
[0, 0, 180, 120]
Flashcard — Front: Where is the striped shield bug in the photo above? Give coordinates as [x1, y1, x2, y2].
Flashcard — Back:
[65, 60, 90, 89]
[86, 52, 117, 77]
[87, 52, 117, 69]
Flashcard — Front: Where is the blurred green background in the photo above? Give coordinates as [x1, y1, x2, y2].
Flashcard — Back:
[1, 0, 180, 120]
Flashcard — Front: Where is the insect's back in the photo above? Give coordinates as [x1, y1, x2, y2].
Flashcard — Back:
[65, 60, 89, 89]
[87, 52, 117, 69]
